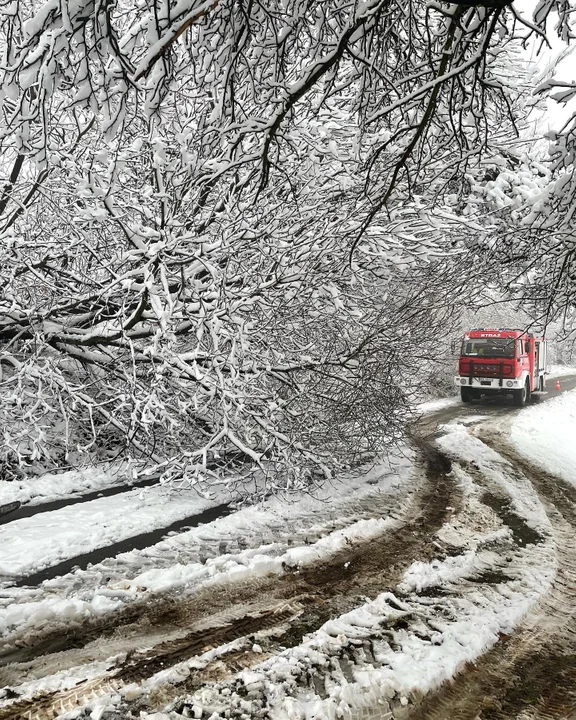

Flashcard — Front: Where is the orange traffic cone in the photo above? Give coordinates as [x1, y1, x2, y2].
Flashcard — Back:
[555, 379, 561, 391]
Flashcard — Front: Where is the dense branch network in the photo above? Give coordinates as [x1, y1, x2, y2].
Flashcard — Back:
[0, 0, 574, 487]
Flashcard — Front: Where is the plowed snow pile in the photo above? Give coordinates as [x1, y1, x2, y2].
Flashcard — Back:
[510, 388, 576, 487]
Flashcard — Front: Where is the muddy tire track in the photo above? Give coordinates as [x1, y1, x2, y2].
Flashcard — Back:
[477, 427, 576, 528]
[402, 430, 576, 720]
[0, 603, 300, 720]
[0, 464, 418, 613]
[0, 446, 459, 719]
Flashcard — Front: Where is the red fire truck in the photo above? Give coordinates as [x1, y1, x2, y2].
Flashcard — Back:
[455, 328, 547, 406]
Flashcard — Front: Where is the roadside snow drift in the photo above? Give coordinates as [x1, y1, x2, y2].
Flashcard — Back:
[510, 389, 576, 487]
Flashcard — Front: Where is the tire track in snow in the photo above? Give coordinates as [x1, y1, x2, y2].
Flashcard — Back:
[400, 430, 576, 720]
[0, 445, 459, 719]
[0, 462, 418, 663]
[158, 434, 554, 720]
[19, 480, 405, 593]
[0, 602, 302, 720]
[0, 459, 412, 614]
[12, 502, 233, 588]
[0, 476, 160, 527]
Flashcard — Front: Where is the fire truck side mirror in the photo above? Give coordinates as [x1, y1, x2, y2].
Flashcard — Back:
[450, 340, 456, 353]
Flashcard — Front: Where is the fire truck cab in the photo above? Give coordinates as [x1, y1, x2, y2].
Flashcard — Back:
[455, 328, 547, 406]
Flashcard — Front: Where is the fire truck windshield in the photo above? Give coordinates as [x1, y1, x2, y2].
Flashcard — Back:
[461, 338, 516, 358]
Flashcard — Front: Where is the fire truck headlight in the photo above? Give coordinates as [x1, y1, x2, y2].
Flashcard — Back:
[506, 381, 513, 387]
[460, 379, 467, 385]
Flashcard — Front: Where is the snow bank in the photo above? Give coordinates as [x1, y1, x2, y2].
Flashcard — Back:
[0, 464, 136, 508]
[548, 364, 576, 378]
[0, 595, 122, 638]
[417, 396, 459, 414]
[0, 486, 225, 578]
[510, 388, 576, 487]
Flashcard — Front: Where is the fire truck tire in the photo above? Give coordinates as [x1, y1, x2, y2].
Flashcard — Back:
[461, 387, 473, 403]
[513, 379, 530, 407]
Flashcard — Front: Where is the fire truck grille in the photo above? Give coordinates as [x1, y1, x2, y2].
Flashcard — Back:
[459, 361, 514, 377]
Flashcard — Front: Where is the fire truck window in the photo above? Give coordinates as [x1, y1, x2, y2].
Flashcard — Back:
[462, 338, 515, 358]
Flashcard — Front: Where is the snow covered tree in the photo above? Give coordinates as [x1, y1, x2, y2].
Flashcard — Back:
[491, 3, 576, 333]
[0, 0, 571, 487]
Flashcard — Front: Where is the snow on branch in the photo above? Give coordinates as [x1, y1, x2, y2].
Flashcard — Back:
[1, 0, 575, 489]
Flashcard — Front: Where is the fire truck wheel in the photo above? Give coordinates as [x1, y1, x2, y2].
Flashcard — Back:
[460, 387, 473, 403]
[513, 379, 530, 407]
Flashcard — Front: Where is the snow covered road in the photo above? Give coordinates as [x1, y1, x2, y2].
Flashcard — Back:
[1, 375, 576, 720]
[0, 486, 233, 582]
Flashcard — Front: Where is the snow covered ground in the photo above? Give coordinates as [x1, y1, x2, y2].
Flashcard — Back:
[175, 462, 555, 720]
[0, 463, 138, 508]
[510, 388, 576, 487]
[0, 454, 414, 641]
[1, 381, 576, 720]
[0, 484, 232, 580]
[548, 363, 576, 378]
